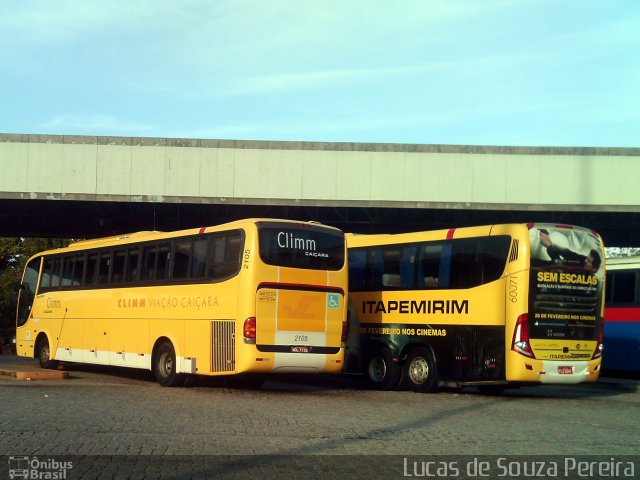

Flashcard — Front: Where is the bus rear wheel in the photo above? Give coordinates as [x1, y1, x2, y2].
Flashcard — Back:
[364, 346, 401, 390]
[36, 336, 59, 370]
[153, 341, 186, 387]
[403, 347, 438, 393]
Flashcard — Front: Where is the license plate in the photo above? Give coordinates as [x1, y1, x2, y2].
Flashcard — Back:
[291, 346, 310, 353]
[558, 366, 573, 374]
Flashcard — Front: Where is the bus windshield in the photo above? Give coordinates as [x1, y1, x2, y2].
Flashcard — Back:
[257, 222, 345, 270]
[528, 225, 604, 341]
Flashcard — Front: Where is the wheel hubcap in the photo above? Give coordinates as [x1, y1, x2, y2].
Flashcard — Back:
[369, 356, 387, 382]
[160, 352, 173, 377]
[40, 345, 50, 363]
[409, 357, 429, 385]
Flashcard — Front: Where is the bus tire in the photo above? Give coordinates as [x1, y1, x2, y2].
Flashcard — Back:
[364, 346, 401, 390]
[403, 346, 438, 393]
[36, 336, 59, 370]
[153, 341, 185, 387]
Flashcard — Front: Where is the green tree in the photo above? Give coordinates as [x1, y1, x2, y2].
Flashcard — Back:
[0, 238, 22, 333]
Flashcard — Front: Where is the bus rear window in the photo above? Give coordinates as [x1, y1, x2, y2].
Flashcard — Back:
[258, 223, 345, 271]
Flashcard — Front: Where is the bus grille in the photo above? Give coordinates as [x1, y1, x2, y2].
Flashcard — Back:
[509, 239, 519, 262]
[211, 320, 236, 373]
[453, 327, 505, 381]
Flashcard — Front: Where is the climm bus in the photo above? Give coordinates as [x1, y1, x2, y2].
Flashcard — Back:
[344, 223, 605, 392]
[603, 256, 640, 373]
[15, 219, 347, 387]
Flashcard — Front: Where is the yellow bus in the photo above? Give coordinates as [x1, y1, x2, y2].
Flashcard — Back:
[15, 219, 347, 387]
[344, 223, 605, 392]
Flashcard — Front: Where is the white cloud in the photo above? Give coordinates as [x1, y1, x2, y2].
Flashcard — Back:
[205, 49, 552, 98]
[218, 66, 421, 96]
[41, 114, 153, 134]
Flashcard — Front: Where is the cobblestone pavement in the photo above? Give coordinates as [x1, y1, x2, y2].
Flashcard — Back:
[0, 355, 638, 479]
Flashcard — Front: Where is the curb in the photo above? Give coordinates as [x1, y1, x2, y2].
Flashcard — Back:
[0, 369, 69, 380]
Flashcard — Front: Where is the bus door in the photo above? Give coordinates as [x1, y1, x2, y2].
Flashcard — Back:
[16, 257, 41, 355]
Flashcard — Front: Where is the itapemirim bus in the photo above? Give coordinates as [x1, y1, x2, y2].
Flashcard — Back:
[15, 219, 347, 386]
[344, 223, 605, 392]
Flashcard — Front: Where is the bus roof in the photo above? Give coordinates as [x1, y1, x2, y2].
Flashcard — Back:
[346, 224, 521, 248]
[345, 223, 600, 249]
[31, 218, 341, 257]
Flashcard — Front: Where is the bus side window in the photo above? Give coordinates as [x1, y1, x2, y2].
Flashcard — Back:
[111, 249, 127, 283]
[365, 249, 383, 291]
[60, 256, 74, 287]
[86, 253, 99, 284]
[418, 244, 443, 289]
[125, 247, 141, 282]
[72, 254, 85, 286]
[439, 243, 452, 288]
[448, 240, 479, 288]
[605, 272, 613, 303]
[348, 250, 366, 292]
[156, 243, 171, 281]
[50, 257, 62, 289]
[611, 271, 636, 304]
[382, 248, 401, 288]
[209, 236, 225, 278]
[225, 231, 243, 273]
[191, 238, 208, 279]
[400, 245, 417, 289]
[446, 237, 510, 289]
[97, 251, 111, 284]
[141, 245, 158, 281]
[173, 240, 191, 279]
[41, 257, 54, 292]
[209, 231, 242, 279]
[479, 236, 511, 283]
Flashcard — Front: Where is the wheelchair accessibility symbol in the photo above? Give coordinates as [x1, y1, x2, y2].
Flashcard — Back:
[327, 294, 340, 309]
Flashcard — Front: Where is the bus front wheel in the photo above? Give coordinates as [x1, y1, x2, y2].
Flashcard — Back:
[364, 346, 401, 390]
[36, 336, 59, 370]
[403, 347, 438, 393]
[153, 341, 186, 387]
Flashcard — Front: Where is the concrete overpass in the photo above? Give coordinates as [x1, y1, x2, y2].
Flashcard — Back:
[1, 133, 639, 246]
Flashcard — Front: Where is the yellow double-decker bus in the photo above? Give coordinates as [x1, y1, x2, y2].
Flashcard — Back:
[344, 223, 605, 393]
[15, 219, 347, 386]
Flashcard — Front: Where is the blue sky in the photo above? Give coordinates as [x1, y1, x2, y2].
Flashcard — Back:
[1, 0, 638, 147]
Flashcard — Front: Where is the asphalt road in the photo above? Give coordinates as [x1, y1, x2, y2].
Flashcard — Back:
[0, 354, 638, 479]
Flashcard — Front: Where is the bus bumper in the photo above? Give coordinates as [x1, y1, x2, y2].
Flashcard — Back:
[538, 360, 600, 383]
[507, 355, 601, 383]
